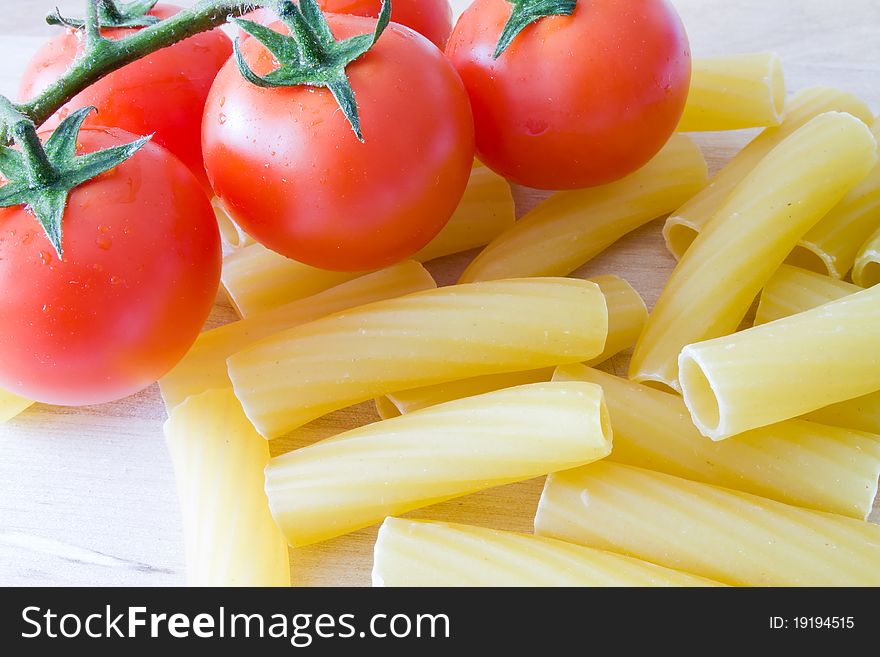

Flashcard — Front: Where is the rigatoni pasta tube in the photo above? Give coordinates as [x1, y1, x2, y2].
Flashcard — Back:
[676, 53, 785, 132]
[373, 518, 720, 587]
[0, 390, 33, 424]
[853, 225, 880, 287]
[222, 245, 365, 318]
[159, 262, 435, 412]
[380, 275, 646, 418]
[164, 388, 290, 587]
[679, 284, 880, 440]
[535, 462, 880, 587]
[553, 363, 880, 519]
[222, 166, 514, 317]
[786, 120, 880, 278]
[754, 264, 859, 325]
[265, 382, 613, 547]
[630, 112, 878, 391]
[229, 278, 608, 438]
[664, 87, 874, 259]
[751, 266, 880, 435]
[459, 136, 707, 282]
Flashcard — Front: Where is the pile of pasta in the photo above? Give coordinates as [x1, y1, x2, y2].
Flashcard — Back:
[5, 54, 880, 587]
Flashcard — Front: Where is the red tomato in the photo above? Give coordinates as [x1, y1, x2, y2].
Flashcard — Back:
[203, 16, 474, 272]
[243, 0, 453, 49]
[446, 0, 691, 190]
[19, 3, 232, 194]
[0, 128, 221, 406]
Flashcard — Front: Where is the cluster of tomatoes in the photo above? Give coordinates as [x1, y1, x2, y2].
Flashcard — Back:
[0, 0, 689, 406]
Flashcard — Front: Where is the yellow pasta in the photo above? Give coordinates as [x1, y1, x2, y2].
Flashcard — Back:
[754, 264, 860, 325]
[373, 518, 721, 587]
[785, 119, 880, 277]
[213, 197, 254, 251]
[535, 462, 880, 587]
[159, 262, 435, 412]
[222, 245, 366, 318]
[459, 136, 707, 282]
[229, 278, 608, 438]
[752, 266, 880, 434]
[679, 284, 880, 440]
[265, 382, 613, 547]
[631, 112, 878, 391]
[553, 363, 880, 518]
[163, 388, 290, 587]
[664, 87, 874, 259]
[221, 165, 514, 317]
[411, 164, 515, 263]
[0, 389, 33, 424]
[379, 275, 646, 417]
[852, 224, 880, 287]
[676, 53, 785, 132]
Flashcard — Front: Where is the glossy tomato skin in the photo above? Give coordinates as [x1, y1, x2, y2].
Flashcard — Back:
[244, 0, 453, 49]
[0, 128, 221, 406]
[19, 3, 232, 194]
[446, 0, 691, 190]
[203, 16, 474, 272]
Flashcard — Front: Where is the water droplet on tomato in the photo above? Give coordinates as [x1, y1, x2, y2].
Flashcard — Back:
[96, 236, 112, 250]
[39, 251, 52, 266]
[218, 113, 227, 125]
[219, 96, 226, 107]
[41, 304, 51, 314]
[110, 275, 121, 285]
[98, 224, 110, 233]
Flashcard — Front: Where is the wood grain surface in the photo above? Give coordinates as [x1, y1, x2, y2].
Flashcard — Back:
[1, 0, 878, 587]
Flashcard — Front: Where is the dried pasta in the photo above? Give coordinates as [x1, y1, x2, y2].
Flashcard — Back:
[163, 388, 290, 587]
[631, 111, 877, 391]
[676, 53, 785, 132]
[535, 462, 880, 587]
[554, 363, 880, 518]
[679, 284, 880, 439]
[663, 87, 874, 259]
[265, 382, 613, 546]
[229, 278, 608, 438]
[459, 136, 707, 282]
[373, 518, 721, 587]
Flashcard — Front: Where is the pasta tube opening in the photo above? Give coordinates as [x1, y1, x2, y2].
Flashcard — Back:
[852, 228, 880, 287]
[785, 242, 836, 277]
[679, 352, 723, 437]
[856, 260, 880, 287]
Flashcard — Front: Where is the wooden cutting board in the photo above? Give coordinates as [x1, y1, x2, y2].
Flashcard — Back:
[1, 0, 878, 586]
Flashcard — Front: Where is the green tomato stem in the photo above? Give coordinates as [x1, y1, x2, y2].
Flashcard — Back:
[1, 0, 262, 145]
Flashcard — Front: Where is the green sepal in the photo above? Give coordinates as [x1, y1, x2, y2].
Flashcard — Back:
[47, 1, 161, 30]
[494, 0, 577, 58]
[231, 0, 392, 142]
[0, 107, 151, 258]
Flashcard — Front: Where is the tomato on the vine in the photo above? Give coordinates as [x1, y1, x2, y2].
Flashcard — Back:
[244, 0, 454, 49]
[203, 14, 474, 272]
[19, 3, 232, 194]
[0, 128, 221, 406]
[446, 0, 691, 190]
